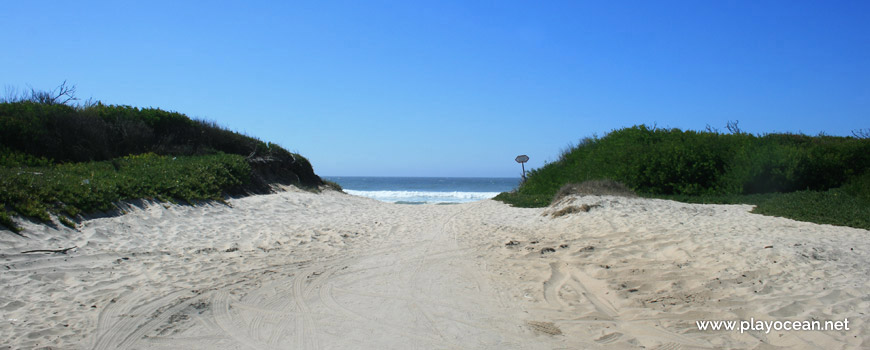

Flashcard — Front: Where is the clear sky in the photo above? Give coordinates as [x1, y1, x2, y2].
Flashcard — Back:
[2, 1, 868, 177]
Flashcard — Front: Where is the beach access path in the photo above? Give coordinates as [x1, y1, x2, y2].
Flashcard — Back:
[1, 188, 867, 349]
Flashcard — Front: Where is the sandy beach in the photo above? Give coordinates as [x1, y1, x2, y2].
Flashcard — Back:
[1, 188, 867, 349]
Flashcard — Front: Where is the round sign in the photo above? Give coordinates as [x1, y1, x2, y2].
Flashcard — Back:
[515, 155, 529, 163]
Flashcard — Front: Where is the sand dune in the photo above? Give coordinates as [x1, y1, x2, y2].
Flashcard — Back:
[1, 189, 867, 349]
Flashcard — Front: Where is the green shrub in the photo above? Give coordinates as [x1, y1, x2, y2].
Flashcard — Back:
[323, 180, 344, 192]
[495, 125, 870, 230]
[58, 216, 76, 229]
[509, 125, 869, 200]
[0, 209, 20, 233]
[1, 95, 325, 230]
[0, 100, 321, 174]
[492, 192, 551, 208]
[0, 153, 251, 224]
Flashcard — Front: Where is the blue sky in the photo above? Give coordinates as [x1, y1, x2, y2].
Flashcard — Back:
[2, 1, 868, 177]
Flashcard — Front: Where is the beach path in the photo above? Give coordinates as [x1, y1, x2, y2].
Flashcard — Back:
[1, 189, 867, 349]
[2, 191, 558, 349]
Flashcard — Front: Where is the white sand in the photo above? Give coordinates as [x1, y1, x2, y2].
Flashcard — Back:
[0, 188, 867, 349]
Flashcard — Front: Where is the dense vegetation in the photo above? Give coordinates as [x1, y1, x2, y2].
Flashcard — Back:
[495, 125, 870, 230]
[1, 86, 323, 233]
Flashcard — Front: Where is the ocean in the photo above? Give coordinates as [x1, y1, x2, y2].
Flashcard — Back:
[323, 176, 521, 204]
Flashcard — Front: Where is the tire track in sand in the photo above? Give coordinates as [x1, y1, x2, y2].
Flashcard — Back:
[92, 289, 198, 350]
[543, 261, 713, 348]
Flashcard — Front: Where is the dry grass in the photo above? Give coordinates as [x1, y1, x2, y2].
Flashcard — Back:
[526, 321, 563, 336]
[551, 203, 601, 217]
[551, 179, 636, 205]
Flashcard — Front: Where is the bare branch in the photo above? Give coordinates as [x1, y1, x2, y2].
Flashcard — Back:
[852, 128, 870, 139]
[21, 246, 77, 254]
[27, 81, 79, 105]
[54, 80, 78, 105]
[2, 85, 24, 102]
[726, 120, 743, 134]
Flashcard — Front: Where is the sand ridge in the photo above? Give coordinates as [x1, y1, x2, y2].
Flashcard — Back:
[0, 189, 867, 349]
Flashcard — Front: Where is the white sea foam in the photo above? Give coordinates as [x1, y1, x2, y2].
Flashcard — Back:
[344, 190, 500, 203]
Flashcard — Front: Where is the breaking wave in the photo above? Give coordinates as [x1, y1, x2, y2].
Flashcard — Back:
[344, 190, 500, 204]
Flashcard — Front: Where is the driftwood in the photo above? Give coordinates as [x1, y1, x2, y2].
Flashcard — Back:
[21, 246, 76, 254]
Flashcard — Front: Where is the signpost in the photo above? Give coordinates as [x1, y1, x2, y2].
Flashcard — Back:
[515, 155, 529, 182]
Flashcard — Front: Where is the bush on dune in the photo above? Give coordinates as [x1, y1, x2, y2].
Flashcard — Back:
[514, 125, 869, 199]
[0, 85, 324, 232]
[496, 124, 870, 230]
[0, 101, 313, 167]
